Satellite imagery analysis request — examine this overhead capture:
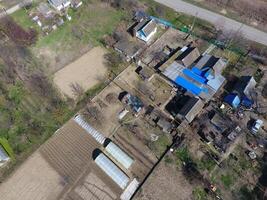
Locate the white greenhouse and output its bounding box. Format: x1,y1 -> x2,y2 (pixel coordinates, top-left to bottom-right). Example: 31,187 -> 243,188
95,153 -> 129,189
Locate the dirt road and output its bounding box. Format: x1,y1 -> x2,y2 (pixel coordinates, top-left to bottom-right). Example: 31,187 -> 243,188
154,0 -> 267,46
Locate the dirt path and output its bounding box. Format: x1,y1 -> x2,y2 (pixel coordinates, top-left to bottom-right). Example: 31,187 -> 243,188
53,47 -> 108,99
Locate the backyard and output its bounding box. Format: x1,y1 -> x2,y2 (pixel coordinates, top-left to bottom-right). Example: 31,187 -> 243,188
11,1 -> 126,73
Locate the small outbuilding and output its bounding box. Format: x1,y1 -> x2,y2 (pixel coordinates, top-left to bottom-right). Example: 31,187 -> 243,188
224,94 -> 241,109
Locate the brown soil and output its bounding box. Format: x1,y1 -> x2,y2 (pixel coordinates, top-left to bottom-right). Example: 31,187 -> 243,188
53,47 -> 107,99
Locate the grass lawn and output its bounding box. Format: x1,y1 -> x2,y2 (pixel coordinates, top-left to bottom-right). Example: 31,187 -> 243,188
35,2 -> 125,49
10,1 -> 126,74
220,174 -> 234,189
150,134 -> 172,157
11,9 -> 38,29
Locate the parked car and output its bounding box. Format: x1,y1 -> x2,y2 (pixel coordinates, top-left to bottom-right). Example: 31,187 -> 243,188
251,119 -> 264,134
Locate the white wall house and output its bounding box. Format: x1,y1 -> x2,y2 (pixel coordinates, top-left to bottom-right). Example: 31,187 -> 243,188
48,0 -> 71,11
135,19 -> 157,43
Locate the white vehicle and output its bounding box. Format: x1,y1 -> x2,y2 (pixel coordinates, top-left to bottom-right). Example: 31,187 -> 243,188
251,119 -> 264,134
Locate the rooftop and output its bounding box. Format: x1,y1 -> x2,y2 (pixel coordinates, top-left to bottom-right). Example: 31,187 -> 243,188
48,0 -> 70,7
114,40 -> 144,59
176,46 -> 200,67
234,76 -> 256,98
163,54 -> 226,101
177,97 -> 204,123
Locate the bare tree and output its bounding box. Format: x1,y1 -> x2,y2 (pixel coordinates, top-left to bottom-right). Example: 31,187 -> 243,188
83,103 -> 104,125
70,82 -> 84,98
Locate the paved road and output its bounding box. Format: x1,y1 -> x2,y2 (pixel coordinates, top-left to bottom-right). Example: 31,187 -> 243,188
155,0 -> 267,46
0,4 -> 21,17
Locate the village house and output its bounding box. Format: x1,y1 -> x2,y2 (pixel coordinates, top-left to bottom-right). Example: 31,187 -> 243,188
163,46 -> 227,102
165,94 -> 204,123
48,0 -> 71,11
224,76 -> 256,108
132,18 -> 157,43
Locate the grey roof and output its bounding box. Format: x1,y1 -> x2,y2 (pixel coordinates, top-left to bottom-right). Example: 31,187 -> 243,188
176,47 -> 200,67
194,54 -> 218,69
234,76 -> 256,98
178,97 -> 204,123
114,40 -> 143,58
194,55 -> 227,75
157,118 -> 173,133
142,20 -> 157,36
0,146 -> 9,162
49,0 -> 70,7
163,61 -> 184,81
37,3 -> 52,17
133,19 -> 156,36
105,142 -> 134,169
95,153 -> 129,189
133,19 -> 149,34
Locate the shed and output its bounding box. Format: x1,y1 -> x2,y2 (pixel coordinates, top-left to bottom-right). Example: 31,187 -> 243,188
176,46 -> 200,67
157,118 -> 173,133
224,94 -> 241,108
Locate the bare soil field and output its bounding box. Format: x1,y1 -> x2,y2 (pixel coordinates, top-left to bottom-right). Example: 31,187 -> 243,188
135,161 -> 194,200
0,152 -> 64,200
0,118 -> 123,200
53,47 -> 107,99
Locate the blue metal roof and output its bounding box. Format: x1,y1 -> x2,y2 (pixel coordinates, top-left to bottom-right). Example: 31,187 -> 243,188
174,76 -> 203,95
224,94 -> 240,108
191,67 -> 204,76
183,68 -> 207,84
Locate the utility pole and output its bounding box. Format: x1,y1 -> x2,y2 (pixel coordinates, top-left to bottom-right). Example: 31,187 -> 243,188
190,12 -> 198,33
